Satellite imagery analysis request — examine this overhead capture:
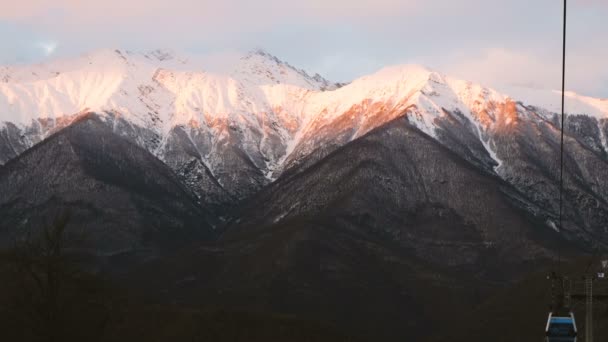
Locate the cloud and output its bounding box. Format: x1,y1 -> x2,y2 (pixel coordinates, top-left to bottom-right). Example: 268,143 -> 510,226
37,41 -> 58,56
0,1 -> 416,55
434,46 -> 608,98
576,0 -> 608,7
437,48 -> 561,89
0,21 -> 56,64
0,0 -> 420,26
1,0 -> 607,97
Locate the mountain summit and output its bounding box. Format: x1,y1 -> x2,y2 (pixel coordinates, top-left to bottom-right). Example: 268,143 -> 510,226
1,49 -> 607,248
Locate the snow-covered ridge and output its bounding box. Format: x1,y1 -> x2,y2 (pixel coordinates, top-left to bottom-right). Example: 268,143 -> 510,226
1,48 -> 606,181
2,48 -> 606,131
0,49 -> 335,128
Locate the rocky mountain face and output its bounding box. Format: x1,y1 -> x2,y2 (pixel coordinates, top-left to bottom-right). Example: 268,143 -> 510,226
119,116 -> 606,341
233,118 -> 562,263
1,49 -> 607,248
0,115 -> 216,259
132,118 -> 578,340
0,49 -> 607,248
0,49 -> 340,202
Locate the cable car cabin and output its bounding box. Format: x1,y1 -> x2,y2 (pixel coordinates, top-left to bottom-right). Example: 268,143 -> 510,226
545,312 -> 577,342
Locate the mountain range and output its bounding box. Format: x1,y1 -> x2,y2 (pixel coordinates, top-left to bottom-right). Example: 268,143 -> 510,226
0,48 -> 607,341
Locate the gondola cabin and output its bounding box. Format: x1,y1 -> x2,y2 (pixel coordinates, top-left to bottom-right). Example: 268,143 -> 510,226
545,312 -> 577,342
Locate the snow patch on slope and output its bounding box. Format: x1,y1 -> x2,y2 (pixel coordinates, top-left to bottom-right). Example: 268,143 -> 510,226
479,133 -> 503,172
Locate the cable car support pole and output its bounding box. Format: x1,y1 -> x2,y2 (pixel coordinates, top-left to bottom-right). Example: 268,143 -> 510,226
558,0 -> 567,273
586,277 -> 593,342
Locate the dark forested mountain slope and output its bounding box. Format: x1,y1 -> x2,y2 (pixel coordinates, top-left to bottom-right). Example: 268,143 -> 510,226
123,117 -> 586,341
0,115 -> 217,258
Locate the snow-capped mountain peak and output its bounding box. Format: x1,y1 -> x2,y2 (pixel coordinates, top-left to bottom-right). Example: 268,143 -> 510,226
1,50 -> 607,201
232,49 -> 339,91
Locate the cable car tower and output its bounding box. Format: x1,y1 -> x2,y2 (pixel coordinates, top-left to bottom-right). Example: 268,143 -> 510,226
545,1 -> 576,341
545,4 -> 608,341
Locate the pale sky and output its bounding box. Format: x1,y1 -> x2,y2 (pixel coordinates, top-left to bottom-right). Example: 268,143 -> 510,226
1,0 -> 607,97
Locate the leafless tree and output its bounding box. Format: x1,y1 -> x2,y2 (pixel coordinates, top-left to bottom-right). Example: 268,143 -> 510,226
5,212 -> 111,342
